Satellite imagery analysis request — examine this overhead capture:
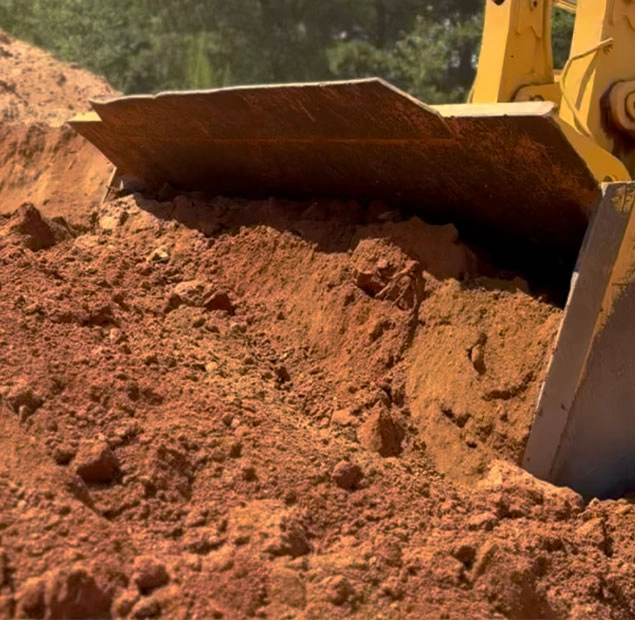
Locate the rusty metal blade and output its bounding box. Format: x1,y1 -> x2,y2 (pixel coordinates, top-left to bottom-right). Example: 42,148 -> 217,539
69,78 -> 600,259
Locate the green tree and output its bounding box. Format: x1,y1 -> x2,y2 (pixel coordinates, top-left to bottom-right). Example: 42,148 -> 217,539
0,0 -> 574,100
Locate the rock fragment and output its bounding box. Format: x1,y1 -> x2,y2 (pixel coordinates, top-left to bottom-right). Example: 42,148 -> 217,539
2,382 -> 43,417
74,440 -> 120,485
15,577 -> 45,619
330,408 -> 356,427
52,445 -> 77,466
172,280 -> 209,307
46,567 -> 111,619
324,575 -> 354,606
113,590 -> 140,618
131,596 -> 161,618
148,247 -> 169,263
204,290 -> 235,314
3,203 -> 69,251
16,567 -> 111,620
331,461 -> 363,491
132,556 -> 170,594
357,410 -> 404,457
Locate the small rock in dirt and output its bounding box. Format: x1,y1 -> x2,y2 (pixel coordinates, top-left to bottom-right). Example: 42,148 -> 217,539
467,512 -> 498,532
380,577 -> 404,601
470,543 -> 547,618
353,269 -> 387,298
576,518 -> 609,552
111,291 -> 126,307
74,440 -> 120,484
275,365 -> 291,384
15,577 -> 45,619
99,212 -> 126,231
4,203 -> 69,251
229,322 -> 247,335
132,556 -> 170,594
52,445 -> 77,466
148,247 -> 170,263
143,352 -> 158,366
470,344 -> 486,375
131,596 -> 161,619
265,521 -> 311,559
331,461 -> 363,491
204,290 -> 235,314
479,460 -> 584,520
173,280 -> 212,307
357,410 -> 404,457
45,566 -> 112,619
113,590 -> 140,617
2,382 -> 43,416
109,328 -> 127,345
241,464 -> 257,481
78,303 -> 116,327
452,542 -> 477,569
163,293 -> 181,314
324,575 -> 354,606
331,408 -> 357,427
184,532 -> 225,555
18,405 -> 33,423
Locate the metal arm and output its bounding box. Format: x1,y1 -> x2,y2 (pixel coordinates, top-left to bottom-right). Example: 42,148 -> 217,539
558,0 -> 635,173
471,0 -> 554,104
472,0 -> 635,176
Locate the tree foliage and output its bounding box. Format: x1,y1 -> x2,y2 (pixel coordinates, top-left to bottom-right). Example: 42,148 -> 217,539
0,0 -> 573,101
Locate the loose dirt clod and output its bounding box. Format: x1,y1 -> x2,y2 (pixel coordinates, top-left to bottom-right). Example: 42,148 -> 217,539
331,461 -> 363,490
132,557 -> 170,595
1,203 -> 70,251
74,441 -> 120,485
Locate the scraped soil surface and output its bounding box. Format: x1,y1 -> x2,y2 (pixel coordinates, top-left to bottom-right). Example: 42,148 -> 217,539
2,34 -> 635,620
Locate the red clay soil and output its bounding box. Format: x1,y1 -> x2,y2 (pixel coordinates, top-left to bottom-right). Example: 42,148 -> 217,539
2,34 -> 635,620
0,30 -> 115,229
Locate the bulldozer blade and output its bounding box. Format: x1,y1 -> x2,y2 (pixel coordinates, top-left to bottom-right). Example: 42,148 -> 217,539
69,78 -> 600,263
523,182 -> 635,499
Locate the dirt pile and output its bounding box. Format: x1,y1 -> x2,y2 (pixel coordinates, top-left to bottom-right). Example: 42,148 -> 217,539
0,30 -> 114,229
1,189 -> 634,620
2,34 -> 635,620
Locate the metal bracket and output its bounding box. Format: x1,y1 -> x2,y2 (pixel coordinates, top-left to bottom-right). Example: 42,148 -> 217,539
609,80 -> 635,134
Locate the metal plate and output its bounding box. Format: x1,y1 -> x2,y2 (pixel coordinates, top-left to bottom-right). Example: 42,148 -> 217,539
69,78 -> 600,259
524,183 -> 635,498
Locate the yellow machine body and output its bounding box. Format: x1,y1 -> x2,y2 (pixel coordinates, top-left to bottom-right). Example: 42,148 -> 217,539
71,0 -> 635,498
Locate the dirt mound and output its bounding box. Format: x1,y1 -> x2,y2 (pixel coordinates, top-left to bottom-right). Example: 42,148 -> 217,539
0,31 -> 115,229
0,30 -> 112,126
1,192 -> 634,620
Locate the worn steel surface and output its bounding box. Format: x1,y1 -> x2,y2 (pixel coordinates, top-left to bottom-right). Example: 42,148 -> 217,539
524,182 -> 635,499
70,79 -> 600,259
